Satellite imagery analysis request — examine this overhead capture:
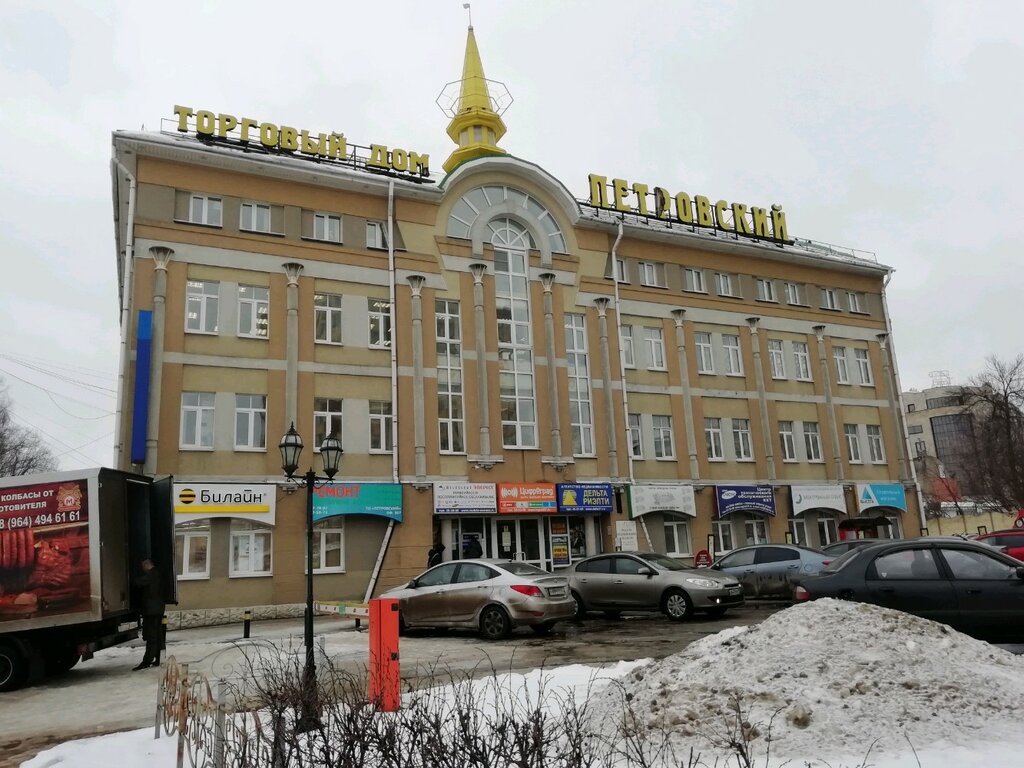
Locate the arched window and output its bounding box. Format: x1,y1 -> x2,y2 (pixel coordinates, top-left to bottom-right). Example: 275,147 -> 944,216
447,185 -> 566,254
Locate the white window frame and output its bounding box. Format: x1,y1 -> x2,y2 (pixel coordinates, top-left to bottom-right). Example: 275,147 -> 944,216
803,421 -> 823,462
185,280 -> 219,334
663,516 -> 693,557
767,339 -> 786,379
817,516 -> 839,547
820,287 -> 838,310
744,519 -> 770,546
732,418 -> 753,461
234,394 -> 267,451
695,332 -> 715,374
628,413 -> 643,458
314,293 -> 343,345
723,334 -> 743,376
833,346 -> 850,384
778,420 -> 797,462
713,520 -> 734,554
614,257 -> 629,283
684,267 -> 706,293
494,235 -> 537,449
369,400 -> 393,453
790,518 -> 807,546
847,291 -> 864,313
620,325 -> 635,368
845,423 -> 862,463
793,342 -> 813,381
704,417 -> 724,461
368,298 -> 392,349
313,397 -> 343,451
639,261 -> 666,288
653,415 -> 675,459
854,348 -> 873,385
229,522 -> 273,578
867,425 -> 886,463
566,314 -> 595,457
189,194 -> 222,227
437,299 -> 466,455
240,201 -> 272,233
175,523 -> 210,580
180,392 -> 215,450
366,221 -> 388,249
237,285 -> 269,339
756,278 -> 776,302
784,282 -> 804,305
644,327 -> 666,370
312,522 -> 346,574
715,272 -> 735,297
313,212 -> 342,243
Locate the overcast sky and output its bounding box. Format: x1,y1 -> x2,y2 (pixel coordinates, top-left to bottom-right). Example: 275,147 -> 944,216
0,1 -> 1021,471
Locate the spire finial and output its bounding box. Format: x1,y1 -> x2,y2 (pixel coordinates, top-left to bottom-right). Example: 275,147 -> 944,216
463,2 -> 472,28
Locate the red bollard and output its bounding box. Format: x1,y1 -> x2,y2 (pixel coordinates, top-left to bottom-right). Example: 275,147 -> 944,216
368,598 -> 400,711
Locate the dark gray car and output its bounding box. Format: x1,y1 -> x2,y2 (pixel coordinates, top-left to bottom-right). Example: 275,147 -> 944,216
711,544 -> 831,599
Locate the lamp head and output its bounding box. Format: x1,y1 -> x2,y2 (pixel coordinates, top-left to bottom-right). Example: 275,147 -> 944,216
320,432 -> 343,480
279,422 -> 303,479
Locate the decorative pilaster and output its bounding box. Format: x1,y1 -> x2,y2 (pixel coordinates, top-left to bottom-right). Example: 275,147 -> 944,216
539,273 -> 567,468
283,262 -> 303,429
468,263 -> 497,468
408,275 -> 428,484
877,333 -> 910,482
746,317 -> 776,480
672,309 -> 700,480
813,325 -> 844,482
595,298 -> 619,480
144,246 -> 174,474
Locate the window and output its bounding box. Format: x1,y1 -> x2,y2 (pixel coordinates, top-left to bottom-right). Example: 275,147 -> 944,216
312,521 -> 345,573
723,334 -> 743,376
790,519 -> 807,546
768,339 -> 786,379
713,520 -> 734,553
663,515 -> 692,557
417,563 -> 457,587
238,285 -> 269,338
817,517 -> 839,547
908,424 -> 924,435
368,298 -> 392,348
614,258 -> 629,283
844,424 -> 862,463
565,314 -> 594,456
941,548 -> 1018,580
174,521 -> 210,579
366,221 -> 388,249
793,342 -> 812,381
715,272 -> 735,297
639,261 -> 666,288
926,395 -> 962,410
732,418 -> 753,460
186,280 -> 219,334
744,519 -> 769,545
803,421 -> 823,462
932,413 -> 972,472
369,401 -> 393,452
494,227 -> 537,448
313,397 -> 343,451
628,413 -> 643,458
314,293 -> 343,344
180,392 -> 214,449
644,327 -> 666,369
778,421 -> 797,461
907,403 -> 916,412
867,425 -> 885,463
756,279 -> 776,302
683,268 -> 706,293
705,417 -> 724,460
620,325 -> 635,368
833,346 -> 849,384
847,291 -> 865,313
915,439 -> 927,457
854,349 -> 873,385
871,549 -> 939,580
189,194 -> 222,226
234,394 -> 267,450
653,415 -> 675,459
820,287 -> 838,310
230,521 -> 272,577
240,202 -> 272,233
437,300 -> 465,454
695,332 -> 714,374
313,213 -> 342,243
784,282 -> 804,305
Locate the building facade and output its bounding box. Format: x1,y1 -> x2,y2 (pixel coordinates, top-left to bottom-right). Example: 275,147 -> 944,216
110,26 -> 922,617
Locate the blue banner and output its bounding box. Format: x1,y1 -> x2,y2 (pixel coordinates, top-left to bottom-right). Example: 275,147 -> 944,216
556,483 -> 613,514
715,485 -> 776,517
856,483 -> 907,513
313,483 -> 403,523
130,310 -> 153,465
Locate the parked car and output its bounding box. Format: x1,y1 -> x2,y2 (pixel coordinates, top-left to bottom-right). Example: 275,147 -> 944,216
821,538 -> 885,557
569,552 -> 744,621
974,530 -> 1024,561
381,559 -> 575,640
794,539 -> 1024,641
711,544 -> 832,599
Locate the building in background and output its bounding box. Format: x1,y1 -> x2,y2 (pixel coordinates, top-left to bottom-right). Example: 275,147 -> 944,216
110,24 -> 921,621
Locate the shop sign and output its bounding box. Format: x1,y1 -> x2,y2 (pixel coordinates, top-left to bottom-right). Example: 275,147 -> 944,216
556,483 -> 612,514
791,485 -> 847,516
694,549 -> 713,568
629,484 -> 696,518
312,483 -> 402,523
433,482 -> 496,515
497,483 -> 556,514
716,485 -> 776,518
615,520 -> 639,551
856,483 -> 907,513
173,483 -> 276,525
587,174 -> 789,242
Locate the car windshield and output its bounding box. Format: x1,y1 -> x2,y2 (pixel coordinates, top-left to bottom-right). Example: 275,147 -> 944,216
638,553 -> 688,571
821,548 -> 862,573
497,561 -> 549,576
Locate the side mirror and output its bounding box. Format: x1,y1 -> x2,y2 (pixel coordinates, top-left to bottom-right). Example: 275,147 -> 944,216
637,566 -> 653,577
710,563 -> 721,570
407,579 -> 418,589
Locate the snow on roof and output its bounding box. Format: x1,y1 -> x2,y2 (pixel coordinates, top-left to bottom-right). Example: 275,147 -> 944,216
590,598 -> 1024,761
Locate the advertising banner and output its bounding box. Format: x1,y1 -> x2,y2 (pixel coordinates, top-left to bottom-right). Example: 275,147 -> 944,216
615,520 -> 639,551
628,484 -> 697,518
855,483 -> 907,513
790,485 -> 848,516
497,483 -> 557,514
313,483 -> 403,523
0,479 -> 91,623
173,483 -> 276,525
715,485 -> 776,517
433,482 -> 496,515
556,483 -> 613,514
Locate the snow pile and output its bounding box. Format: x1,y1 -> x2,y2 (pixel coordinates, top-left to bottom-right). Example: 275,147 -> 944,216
590,599 -> 1024,761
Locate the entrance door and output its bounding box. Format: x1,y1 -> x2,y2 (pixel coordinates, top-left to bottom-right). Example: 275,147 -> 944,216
494,518 -> 547,569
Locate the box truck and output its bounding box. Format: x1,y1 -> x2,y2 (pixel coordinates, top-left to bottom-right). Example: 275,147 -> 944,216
0,468 -> 174,691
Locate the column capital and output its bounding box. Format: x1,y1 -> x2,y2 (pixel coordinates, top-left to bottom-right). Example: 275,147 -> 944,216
282,262 -> 304,285
876,332 -> 889,349
149,246 -> 174,270
671,308 -> 686,326
407,274 -> 426,295
812,324 -> 826,339
469,263 -> 488,282
539,272 -> 556,291
594,296 -> 610,316
746,316 -> 760,330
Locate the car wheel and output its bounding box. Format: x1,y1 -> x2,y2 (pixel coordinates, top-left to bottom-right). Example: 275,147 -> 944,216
602,610 -> 622,619
704,607 -> 728,619
530,621 -> 555,636
0,641 -> 29,692
479,605 -> 511,640
571,590 -> 588,621
662,589 -> 693,622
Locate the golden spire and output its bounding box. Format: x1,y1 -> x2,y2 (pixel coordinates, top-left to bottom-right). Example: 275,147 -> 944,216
439,21 -> 510,173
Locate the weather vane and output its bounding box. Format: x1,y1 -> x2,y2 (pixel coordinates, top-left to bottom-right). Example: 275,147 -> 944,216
463,2 -> 472,27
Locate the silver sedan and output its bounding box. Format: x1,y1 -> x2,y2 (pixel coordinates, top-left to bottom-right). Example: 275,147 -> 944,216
381,559 -> 576,639
569,552 -> 744,620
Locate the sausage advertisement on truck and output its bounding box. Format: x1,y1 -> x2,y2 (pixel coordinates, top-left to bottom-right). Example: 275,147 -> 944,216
0,468 -> 175,691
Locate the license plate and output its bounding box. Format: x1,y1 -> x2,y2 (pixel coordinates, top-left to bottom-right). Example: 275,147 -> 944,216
728,588 -> 741,596
548,588 -> 566,597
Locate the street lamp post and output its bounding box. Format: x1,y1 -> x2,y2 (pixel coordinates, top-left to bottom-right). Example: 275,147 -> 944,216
279,422 -> 343,725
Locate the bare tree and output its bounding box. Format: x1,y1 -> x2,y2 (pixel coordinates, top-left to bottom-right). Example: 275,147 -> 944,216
0,382 -> 58,476
956,355 -> 1024,512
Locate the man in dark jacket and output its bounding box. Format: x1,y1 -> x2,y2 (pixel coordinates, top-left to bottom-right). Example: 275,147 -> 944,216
427,542 -> 445,568
134,558 -> 166,670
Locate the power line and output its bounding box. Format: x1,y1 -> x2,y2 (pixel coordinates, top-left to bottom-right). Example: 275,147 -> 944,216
0,349 -> 115,379
0,364 -> 115,419
9,411 -> 105,467
51,431 -> 114,460
0,353 -> 117,394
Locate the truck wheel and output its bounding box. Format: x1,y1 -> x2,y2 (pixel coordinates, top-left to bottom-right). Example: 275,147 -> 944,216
45,645 -> 81,676
0,640 -> 29,692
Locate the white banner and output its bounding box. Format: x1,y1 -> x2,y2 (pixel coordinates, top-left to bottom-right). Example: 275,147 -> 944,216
433,482 -> 496,515
615,520 -> 639,551
790,485 -> 848,516
629,484 -> 697,518
173,483 -> 276,525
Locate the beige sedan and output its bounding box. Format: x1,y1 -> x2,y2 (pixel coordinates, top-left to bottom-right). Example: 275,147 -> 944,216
381,559 -> 576,639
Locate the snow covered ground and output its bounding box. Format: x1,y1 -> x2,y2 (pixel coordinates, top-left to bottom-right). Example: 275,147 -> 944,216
21,600 -> 1024,767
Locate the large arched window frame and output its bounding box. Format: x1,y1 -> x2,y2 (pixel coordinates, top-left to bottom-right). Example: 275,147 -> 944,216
447,185 -> 567,258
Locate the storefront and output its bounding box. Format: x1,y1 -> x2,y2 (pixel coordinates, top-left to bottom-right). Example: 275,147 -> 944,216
714,485 -> 777,553
849,483 -> 907,539
626,484 -> 697,560
789,485 -> 848,549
